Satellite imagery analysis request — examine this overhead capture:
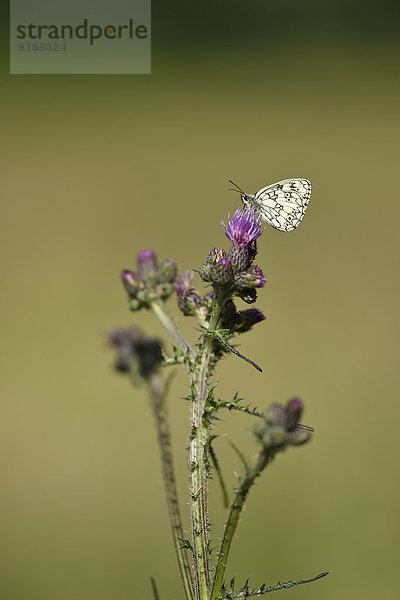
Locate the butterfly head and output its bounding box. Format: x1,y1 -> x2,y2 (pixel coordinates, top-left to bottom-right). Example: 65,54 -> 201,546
240,193 -> 255,211
229,180 -> 249,205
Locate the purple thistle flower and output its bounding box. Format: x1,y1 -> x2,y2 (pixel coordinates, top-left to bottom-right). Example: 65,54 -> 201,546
137,249 -> 158,282
222,208 -> 265,247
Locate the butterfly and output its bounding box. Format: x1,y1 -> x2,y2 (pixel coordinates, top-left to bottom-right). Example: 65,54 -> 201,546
230,178 -> 311,232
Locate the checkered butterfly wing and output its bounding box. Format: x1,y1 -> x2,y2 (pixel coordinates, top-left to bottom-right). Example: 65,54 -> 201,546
249,178 -> 311,232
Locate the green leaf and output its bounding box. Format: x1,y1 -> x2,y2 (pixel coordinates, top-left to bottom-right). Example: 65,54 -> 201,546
229,442 -> 250,472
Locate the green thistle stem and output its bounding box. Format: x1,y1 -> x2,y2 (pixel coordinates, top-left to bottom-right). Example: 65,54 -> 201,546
211,449 -> 270,600
151,299 -> 195,359
148,372 -> 194,600
190,289 -> 227,600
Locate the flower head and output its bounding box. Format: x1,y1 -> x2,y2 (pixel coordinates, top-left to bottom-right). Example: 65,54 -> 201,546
137,249 -> 158,283
175,270 -> 205,316
253,399 -> 312,453
121,251 -> 176,310
107,325 -> 162,378
222,208 -> 265,247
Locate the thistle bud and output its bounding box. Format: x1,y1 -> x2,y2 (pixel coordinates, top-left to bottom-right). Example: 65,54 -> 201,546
175,271 -> 204,316
253,399 -> 312,453
200,249 -> 228,282
158,259 -> 177,283
234,266 -> 266,290
121,269 -> 142,299
206,248 -> 227,264
264,403 -> 286,427
286,428 -> 312,446
209,258 -> 234,285
199,263 -> 212,282
227,244 -> 255,272
284,397 -> 304,431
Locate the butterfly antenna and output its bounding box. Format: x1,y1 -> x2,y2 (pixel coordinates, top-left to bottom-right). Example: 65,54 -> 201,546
228,179 -> 245,195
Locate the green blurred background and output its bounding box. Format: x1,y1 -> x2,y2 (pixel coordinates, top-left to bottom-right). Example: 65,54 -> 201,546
1,2 -> 400,599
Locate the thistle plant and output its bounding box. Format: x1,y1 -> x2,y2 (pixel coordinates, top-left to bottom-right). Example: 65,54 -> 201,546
107,205 -> 328,600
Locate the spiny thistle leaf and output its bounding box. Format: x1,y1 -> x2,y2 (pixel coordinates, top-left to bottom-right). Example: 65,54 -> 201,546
200,326 -> 262,372
205,391 -> 263,421
178,538 -> 193,552
218,399 -> 264,418
217,571 -> 329,599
